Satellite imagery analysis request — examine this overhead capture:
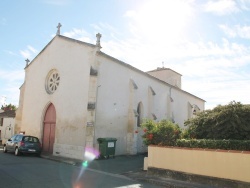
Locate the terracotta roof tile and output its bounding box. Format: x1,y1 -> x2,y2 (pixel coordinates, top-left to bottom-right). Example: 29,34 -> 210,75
0,110 -> 16,118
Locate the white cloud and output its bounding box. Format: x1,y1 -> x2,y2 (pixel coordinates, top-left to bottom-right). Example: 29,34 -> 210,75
106,38 -> 248,70
90,24 -> 103,32
19,45 -> 38,59
0,70 -> 24,82
219,25 -> 237,38
173,47 -> 250,109
184,76 -> 250,109
35,0 -> 250,110
27,45 -> 38,53
0,96 -> 6,106
63,28 -> 93,43
4,50 -> 17,56
95,26 -> 250,110
20,50 -> 31,59
3,85 -> 21,106
126,0 -> 194,45
0,70 -> 24,106
237,25 -> 250,39
90,22 -> 250,110
123,10 -> 137,18
63,28 -> 87,38
219,24 -> 250,39
203,0 -> 239,15
239,0 -> 250,10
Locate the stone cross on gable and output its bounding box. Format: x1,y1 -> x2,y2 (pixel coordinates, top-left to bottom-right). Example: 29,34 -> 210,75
96,33 -> 102,48
25,58 -> 30,67
56,23 -> 62,35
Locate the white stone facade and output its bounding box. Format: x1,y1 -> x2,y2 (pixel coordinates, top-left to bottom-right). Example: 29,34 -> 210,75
16,34 -> 205,160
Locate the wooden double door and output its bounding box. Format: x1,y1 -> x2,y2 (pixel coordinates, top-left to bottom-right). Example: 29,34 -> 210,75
43,104 -> 56,154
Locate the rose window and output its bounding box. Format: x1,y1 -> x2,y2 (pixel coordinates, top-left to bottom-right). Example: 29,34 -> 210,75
46,70 -> 60,94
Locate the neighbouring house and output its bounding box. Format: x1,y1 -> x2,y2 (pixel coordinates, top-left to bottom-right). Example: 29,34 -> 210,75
0,110 -> 16,144
15,24 -> 205,160
0,109 -> 2,143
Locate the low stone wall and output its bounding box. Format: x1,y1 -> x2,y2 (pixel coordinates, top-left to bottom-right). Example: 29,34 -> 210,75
53,143 -> 84,160
147,145 -> 250,187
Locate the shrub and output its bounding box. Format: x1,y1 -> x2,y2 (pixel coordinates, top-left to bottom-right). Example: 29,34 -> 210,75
184,101 -> 250,140
141,119 -> 181,146
176,139 -> 250,151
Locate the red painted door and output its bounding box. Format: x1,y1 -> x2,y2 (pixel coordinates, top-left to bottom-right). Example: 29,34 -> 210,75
43,104 -> 56,153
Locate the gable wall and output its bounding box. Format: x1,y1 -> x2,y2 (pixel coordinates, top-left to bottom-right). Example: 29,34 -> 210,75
20,37 -> 93,149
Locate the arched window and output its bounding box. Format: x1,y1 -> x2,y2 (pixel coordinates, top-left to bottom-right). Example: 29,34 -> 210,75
137,102 -> 143,127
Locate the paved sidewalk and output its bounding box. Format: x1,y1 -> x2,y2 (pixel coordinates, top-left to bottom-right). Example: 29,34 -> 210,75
40,153 -> 213,188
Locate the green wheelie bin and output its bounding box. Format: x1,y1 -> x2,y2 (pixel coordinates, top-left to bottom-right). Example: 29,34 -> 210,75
97,138 -> 117,159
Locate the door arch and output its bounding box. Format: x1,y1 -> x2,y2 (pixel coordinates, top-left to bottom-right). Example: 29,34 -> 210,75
43,103 -> 56,154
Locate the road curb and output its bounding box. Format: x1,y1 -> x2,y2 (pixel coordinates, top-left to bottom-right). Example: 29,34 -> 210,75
40,154 -> 79,165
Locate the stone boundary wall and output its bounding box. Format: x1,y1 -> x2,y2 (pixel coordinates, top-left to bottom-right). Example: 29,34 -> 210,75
147,145 -> 250,186
53,143 -> 84,160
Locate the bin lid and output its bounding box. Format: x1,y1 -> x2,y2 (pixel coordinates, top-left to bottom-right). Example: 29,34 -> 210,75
97,138 -> 117,142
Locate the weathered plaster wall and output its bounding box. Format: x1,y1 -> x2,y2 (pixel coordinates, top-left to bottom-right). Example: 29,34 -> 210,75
20,36 -> 92,159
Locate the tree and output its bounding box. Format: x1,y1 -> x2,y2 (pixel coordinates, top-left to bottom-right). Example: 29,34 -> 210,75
184,101 -> 250,140
1,103 -> 17,111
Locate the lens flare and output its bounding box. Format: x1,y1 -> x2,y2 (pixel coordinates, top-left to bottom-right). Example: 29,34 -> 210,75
82,160 -> 88,167
84,147 -> 100,160
73,181 -> 84,188
73,146 -> 100,186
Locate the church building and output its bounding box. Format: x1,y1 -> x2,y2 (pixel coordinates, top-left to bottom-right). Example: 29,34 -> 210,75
15,24 -> 205,160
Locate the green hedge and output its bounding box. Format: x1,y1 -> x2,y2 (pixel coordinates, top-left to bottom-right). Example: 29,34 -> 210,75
141,119 -> 250,151
184,102 -> 250,140
175,139 -> 250,151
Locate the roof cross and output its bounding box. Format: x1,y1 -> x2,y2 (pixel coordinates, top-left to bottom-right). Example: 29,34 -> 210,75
56,23 -> 62,35
96,33 -> 102,47
25,58 -> 30,67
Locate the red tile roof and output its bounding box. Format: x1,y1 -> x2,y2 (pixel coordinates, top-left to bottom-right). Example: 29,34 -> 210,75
0,110 -> 16,118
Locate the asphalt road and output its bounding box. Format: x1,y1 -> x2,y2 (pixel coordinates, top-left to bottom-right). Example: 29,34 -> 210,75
0,149 -> 163,188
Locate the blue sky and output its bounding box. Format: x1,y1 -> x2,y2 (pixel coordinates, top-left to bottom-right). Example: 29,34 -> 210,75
1,0 -> 250,109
